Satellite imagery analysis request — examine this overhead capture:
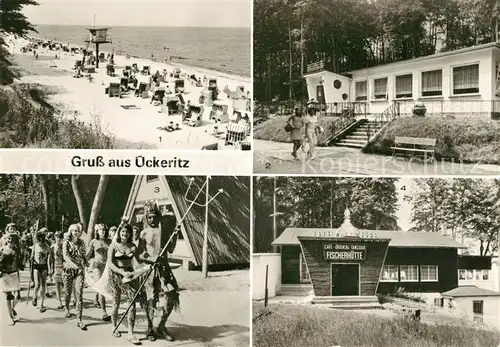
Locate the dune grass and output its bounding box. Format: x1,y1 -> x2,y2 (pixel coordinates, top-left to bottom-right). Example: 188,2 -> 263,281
253,116 -> 351,146
364,116 -> 500,164
253,303 -> 500,347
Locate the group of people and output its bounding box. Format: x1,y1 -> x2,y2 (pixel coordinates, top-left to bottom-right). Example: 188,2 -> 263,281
286,101 -> 323,160
0,202 -> 180,345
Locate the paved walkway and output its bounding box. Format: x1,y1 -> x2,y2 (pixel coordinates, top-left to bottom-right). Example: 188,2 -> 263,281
254,140 -> 500,175
0,270 -> 249,347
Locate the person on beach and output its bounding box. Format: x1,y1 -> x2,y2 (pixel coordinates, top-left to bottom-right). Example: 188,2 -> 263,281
303,103 -> 320,160
86,224 -> 111,321
287,107 -> 304,160
107,224 -> 152,345
0,232 -> 23,325
49,231 -> 65,309
31,231 -> 51,312
63,224 -> 88,330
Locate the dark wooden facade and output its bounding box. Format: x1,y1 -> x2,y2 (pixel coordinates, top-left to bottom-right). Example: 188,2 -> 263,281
378,247 -> 459,294
281,242 -> 461,296
458,255 -> 492,270
298,237 -> 390,296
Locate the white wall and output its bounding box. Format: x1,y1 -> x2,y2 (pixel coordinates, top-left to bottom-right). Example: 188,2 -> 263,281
305,72 -> 352,106
449,296 -> 500,329
458,257 -> 499,292
252,253 -> 281,300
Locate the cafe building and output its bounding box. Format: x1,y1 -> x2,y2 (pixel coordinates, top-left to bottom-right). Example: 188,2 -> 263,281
271,209 -> 468,301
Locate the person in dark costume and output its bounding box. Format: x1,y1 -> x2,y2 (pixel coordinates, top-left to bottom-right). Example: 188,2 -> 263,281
0,232 -> 23,325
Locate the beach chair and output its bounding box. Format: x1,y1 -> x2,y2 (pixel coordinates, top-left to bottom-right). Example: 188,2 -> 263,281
152,90 -> 166,104
125,65 -> 132,71
106,65 -> 116,76
223,85 -> 232,98
141,66 -> 151,75
225,122 -> 248,146
196,79 -> 203,88
99,53 -> 106,62
123,70 -> 130,78
109,83 -> 122,98
233,99 -> 247,112
120,77 -> 129,92
132,63 -> 139,73
210,103 -> 229,123
175,79 -> 185,94
74,60 -> 83,69
177,93 -> 186,113
173,68 -> 181,79
135,82 -> 148,98
186,105 -> 204,127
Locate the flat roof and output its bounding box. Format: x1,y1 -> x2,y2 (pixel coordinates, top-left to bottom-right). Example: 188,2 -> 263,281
273,228 -> 466,249
345,42 -> 500,75
442,286 -> 500,297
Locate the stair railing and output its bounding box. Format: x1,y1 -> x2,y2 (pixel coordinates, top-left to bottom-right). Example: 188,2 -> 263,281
365,101 -> 400,141
326,107 -> 357,145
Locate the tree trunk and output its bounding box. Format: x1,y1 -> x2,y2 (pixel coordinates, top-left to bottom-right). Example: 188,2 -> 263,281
50,175 -> 59,231
22,174 -> 28,226
289,21 -> 293,100
330,179 -> 334,228
38,175 -> 50,230
300,16 -> 304,76
86,175 -> 109,245
71,175 -> 87,233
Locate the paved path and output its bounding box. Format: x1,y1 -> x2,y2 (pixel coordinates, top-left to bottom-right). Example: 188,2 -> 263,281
254,140 -> 500,175
0,270 -> 249,347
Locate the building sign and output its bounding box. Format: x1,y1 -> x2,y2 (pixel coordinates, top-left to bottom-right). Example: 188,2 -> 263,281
323,243 -> 366,261
307,60 -> 325,74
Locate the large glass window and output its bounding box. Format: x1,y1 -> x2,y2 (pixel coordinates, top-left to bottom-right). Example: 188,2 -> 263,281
400,265 -> 419,282
421,70 -> 442,96
373,77 -> 388,100
453,64 -> 479,95
355,81 -> 367,101
395,74 -> 413,98
380,265 -> 398,281
420,265 -> 438,282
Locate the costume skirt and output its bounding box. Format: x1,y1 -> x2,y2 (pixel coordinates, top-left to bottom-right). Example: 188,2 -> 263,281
0,271 -> 20,292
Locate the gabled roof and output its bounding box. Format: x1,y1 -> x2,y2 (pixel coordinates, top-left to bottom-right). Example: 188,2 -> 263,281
273,228 -> 465,249
442,286 -> 500,297
166,176 -> 250,266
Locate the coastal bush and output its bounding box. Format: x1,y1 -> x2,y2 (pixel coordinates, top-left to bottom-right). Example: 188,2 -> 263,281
363,116 -> 500,164
253,302 -> 500,347
253,115 -> 348,146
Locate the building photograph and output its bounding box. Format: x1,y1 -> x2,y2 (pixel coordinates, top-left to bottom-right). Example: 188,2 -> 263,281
253,0 -> 500,175
0,174 -> 250,347
253,176 -> 500,347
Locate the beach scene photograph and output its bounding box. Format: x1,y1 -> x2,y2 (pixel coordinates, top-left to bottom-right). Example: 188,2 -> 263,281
0,0 -> 251,150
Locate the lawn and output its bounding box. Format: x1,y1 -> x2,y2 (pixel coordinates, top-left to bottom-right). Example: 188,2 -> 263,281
252,302 -> 500,347
364,116 -> 500,164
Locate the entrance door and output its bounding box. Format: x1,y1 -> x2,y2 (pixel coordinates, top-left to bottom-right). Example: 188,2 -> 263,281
331,264 -> 359,296
316,85 -> 326,104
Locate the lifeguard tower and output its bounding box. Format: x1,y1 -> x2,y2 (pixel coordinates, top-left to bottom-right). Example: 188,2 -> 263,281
84,27 -> 112,68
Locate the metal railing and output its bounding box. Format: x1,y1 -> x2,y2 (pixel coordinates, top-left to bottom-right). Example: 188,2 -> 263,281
396,99 -> 500,118
365,102 -> 401,141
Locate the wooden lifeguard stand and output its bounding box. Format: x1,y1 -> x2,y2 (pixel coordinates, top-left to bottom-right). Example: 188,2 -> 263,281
84,27 -> 112,69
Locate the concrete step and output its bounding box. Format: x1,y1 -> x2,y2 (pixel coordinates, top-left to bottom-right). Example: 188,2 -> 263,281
334,142 -> 365,149
315,303 -> 384,310
340,139 -> 366,145
348,135 -> 369,140
313,296 -> 379,304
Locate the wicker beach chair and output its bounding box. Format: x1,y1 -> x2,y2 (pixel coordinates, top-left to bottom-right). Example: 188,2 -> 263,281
175,79 -> 185,94
141,66 -> 151,75
210,103 -> 229,123
135,82 -> 148,98
108,83 -> 122,98
186,105 -> 204,127
225,122 -> 248,147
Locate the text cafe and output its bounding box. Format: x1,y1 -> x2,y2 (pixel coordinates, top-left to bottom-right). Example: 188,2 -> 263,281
272,209 -> 469,298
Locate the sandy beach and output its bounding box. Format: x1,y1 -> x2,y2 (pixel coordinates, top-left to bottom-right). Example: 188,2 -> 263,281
8,36 -> 251,150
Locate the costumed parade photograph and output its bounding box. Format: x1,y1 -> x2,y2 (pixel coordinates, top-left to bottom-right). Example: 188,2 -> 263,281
0,174 -> 250,347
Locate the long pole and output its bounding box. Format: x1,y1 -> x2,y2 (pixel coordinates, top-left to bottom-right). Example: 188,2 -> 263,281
202,176 -> 209,278
113,179 -> 208,334
272,177 -> 277,253
288,22 -> 293,100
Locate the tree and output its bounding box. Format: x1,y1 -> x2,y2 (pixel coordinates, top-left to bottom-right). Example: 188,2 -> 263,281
71,175 -> 87,232
86,175 -> 109,245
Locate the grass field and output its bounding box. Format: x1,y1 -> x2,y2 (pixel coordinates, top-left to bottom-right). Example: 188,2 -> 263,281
252,303 -> 500,347
364,116 -> 500,164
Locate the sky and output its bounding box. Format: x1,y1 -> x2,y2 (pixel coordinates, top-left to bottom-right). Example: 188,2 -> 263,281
22,0 -> 251,28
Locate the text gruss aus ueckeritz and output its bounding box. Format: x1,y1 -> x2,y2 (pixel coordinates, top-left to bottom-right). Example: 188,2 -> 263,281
71,156 -> 190,168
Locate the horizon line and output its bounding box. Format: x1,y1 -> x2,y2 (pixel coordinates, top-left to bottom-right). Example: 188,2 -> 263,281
32,23 -> 250,29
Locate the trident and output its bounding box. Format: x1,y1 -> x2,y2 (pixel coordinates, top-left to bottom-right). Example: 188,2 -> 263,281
113,176 -> 223,334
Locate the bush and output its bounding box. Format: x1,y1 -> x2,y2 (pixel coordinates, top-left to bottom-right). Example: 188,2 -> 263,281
363,116 -> 500,164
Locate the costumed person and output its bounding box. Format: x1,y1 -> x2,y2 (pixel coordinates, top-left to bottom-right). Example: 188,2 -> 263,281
31,231 -> 51,312
5,223 -> 22,300
62,223 -> 88,330
49,231 -> 65,309
86,223 -> 111,321
138,201 -> 180,341
107,223 -> 152,345
0,231 -> 23,325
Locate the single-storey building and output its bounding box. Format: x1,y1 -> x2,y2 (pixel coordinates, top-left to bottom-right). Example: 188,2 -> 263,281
270,209 -> 494,302
123,175 -> 250,270
304,43 -> 500,118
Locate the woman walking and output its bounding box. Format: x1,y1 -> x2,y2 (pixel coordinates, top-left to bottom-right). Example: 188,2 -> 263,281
0,232 -> 23,325
303,105 -> 320,160
107,224 -> 151,345
287,107 -> 304,160
31,231 -> 51,312
49,231 -> 65,309
86,224 -> 111,321
63,224 -> 88,330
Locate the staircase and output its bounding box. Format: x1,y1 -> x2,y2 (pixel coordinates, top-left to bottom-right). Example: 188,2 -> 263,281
312,295 -> 383,310
334,120 -> 387,148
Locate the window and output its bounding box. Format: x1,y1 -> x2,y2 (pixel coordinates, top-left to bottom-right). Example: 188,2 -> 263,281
473,300 -> 484,323
421,70 -> 442,96
466,269 -> 474,280
458,269 -> 466,280
420,265 -> 438,282
355,81 -> 367,101
400,265 -> 418,282
395,74 -> 413,98
434,298 -> 444,307
459,269 -> 490,281
380,265 -> 398,282
453,64 -> 479,95
373,77 -> 388,100
299,253 -> 310,283
483,270 -> 489,280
